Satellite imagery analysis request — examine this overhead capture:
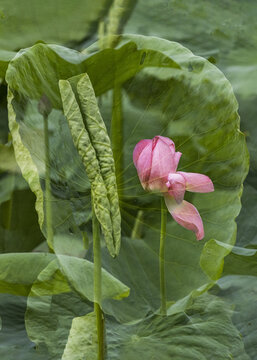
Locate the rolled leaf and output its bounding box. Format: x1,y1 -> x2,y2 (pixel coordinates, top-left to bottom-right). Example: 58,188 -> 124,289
59,74 -> 121,256
77,74 -> 121,255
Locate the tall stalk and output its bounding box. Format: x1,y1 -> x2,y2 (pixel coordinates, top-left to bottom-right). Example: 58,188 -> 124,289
111,84 -> 123,200
43,114 -> 54,250
105,0 -> 138,48
159,197 -> 167,315
2,185 -> 13,231
93,208 -> 105,359
38,95 -> 54,251
1,172 -> 14,253
131,210 -> 143,239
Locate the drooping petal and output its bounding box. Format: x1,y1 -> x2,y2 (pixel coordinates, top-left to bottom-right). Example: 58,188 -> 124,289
133,139 -> 152,168
148,137 -> 177,191
166,173 -> 186,204
164,196 -> 204,240
178,172 -> 214,193
135,142 -> 153,189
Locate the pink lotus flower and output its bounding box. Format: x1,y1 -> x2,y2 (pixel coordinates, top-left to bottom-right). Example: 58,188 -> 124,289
133,136 -> 214,240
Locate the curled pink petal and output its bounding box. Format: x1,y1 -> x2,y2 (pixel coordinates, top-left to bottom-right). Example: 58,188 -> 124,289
166,173 -> 186,204
164,196 -> 204,240
133,139 -> 152,168
155,136 -> 181,170
135,142 -> 153,189
148,137 -> 177,191
178,172 -> 214,193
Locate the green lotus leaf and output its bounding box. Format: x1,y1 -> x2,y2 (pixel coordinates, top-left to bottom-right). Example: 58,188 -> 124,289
24,292 -> 249,359
6,34 -> 248,324
6,38 -> 179,240
217,275 -> 257,360
0,253 -> 55,295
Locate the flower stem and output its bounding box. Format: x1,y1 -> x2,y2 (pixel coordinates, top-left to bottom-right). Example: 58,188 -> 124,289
2,177 -> 14,231
159,197 -> 167,316
93,208 -> 105,360
131,210 -> 143,239
111,84 -> 123,201
43,114 -> 54,252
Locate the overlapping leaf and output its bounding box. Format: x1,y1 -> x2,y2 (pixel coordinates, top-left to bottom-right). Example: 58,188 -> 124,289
8,90 -> 44,228
4,33 -> 250,359
26,292 -> 92,359
8,93 -> 92,238
98,35 -> 248,305
61,312 -> 98,360
23,291 -> 250,359
106,293 -> 249,360
6,34 -> 248,312
6,38 -> 180,241
0,250 -> 129,301
0,294 -> 46,360
0,253 -> 55,295
217,276 -> 257,360
24,252 -> 129,359
123,4 -> 257,356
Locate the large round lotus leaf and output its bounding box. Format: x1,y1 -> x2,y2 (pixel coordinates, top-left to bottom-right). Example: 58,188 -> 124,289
24,292 -> 249,360
125,0 -> 257,98
5,37 -> 179,238
120,35 -> 248,283
0,294 -> 46,360
218,275 -> 257,360
106,293 -> 248,360
6,35 -> 248,312
98,36 -> 248,309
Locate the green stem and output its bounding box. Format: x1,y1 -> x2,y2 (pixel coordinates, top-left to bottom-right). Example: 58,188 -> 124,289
1,191 -> 13,252
105,0 -> 138,48
111,84 -> 123,201
43,115 -> 54,251
159,197 -> 167,316
82,231 -> 89,250
3,194 -> 13,231
93,209 -> 105,360
131,210 -> 143,239
98,19 -> 106,50
2,174 -> 15,232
